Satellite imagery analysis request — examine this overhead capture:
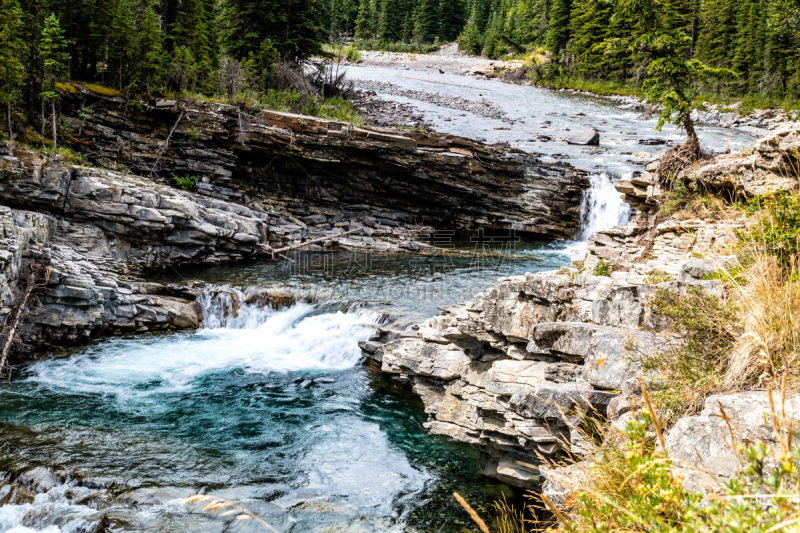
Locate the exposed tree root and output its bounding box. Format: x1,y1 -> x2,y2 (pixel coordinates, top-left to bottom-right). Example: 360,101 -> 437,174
656,118 -> 702,188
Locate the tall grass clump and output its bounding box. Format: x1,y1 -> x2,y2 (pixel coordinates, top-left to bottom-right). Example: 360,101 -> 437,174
542,387 -> 800,533
640,188 -> 800,423
725,191 -> 800,390
643,285 -> 741,424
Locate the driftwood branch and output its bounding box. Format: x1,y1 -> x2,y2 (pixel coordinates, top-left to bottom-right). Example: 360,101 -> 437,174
257,227 -> 362,259
148,108 -> 185,178
0,263 -> 49,379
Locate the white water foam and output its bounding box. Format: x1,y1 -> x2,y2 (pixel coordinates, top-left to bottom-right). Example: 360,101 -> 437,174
580,172 -> 631,240
0,485 -> 97,533
27,291 -> 381,400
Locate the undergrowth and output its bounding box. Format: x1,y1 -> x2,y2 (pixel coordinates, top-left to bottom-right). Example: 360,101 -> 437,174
592,260 -> 613,277
352,39 -> 441,54
173,175 -> 200,190
169,87 -> 362,124
643,285 -> 741,424
542,388 -> 800,533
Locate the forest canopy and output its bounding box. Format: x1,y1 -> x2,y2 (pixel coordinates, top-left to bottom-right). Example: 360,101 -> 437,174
1,0 -> 799,141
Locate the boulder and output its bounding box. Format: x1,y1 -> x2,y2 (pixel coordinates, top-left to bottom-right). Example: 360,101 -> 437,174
566,129 -> 600,145
510,383 -> 617,424
665,391 -> 800,479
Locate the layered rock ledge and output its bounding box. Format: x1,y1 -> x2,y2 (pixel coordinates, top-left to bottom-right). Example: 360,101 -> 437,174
361,123 -> 800,491
56,85 -> 590,239
360,217 -> 731,487
0,142 -> 430,355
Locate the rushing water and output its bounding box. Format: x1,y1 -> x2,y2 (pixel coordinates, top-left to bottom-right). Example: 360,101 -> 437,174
0,244 -> 570,533
0,76 -> 755,533
346,65 -> 756,233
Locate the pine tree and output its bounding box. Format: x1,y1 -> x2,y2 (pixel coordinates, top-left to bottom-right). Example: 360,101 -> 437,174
482,12 -> 498,56
694,0 -> 738,67
139,0 -> 165,89
219,0 -> 327,63
545,0 -> 571,53
40,13 -> 68,150
167,0 -> 218,90
568,0 -> 612,77
440,0 -> 466,40
354,0 -> 373,38
378,0 -> 400,41
0,0 -> 25,142
614,0 -> 735,149
458,5 -> 483,54
415,0 -> 440,41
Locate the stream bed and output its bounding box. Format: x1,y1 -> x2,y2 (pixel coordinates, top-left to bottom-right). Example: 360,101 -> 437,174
0,73 -> 756,533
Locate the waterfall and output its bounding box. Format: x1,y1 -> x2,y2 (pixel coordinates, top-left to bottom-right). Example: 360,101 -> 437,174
196,286 -> 276,330
580,172 -> 631,240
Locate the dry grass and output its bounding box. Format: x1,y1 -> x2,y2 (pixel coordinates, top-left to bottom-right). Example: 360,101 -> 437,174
724,255 -> 800,389
539,383 -> 800,533
481,496 -> 530,533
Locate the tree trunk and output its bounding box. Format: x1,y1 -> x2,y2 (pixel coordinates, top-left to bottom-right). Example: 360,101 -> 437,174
41,98 -> 45,137
0,270 -> 36,379
66,0 -> 74,76
6,101 -> 12,144
52,101 -> 57,151
683,114 -> 698,143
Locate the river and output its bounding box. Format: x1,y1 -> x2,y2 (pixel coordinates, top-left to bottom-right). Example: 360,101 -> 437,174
0,70 -> 754,533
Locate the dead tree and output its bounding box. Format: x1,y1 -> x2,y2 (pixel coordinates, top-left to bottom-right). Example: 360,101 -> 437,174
257,228 -> 361,259
0,262 -> 50,380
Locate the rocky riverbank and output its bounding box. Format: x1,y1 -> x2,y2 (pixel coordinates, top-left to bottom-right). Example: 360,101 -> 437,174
1,85 -> 593,362
359,122 -> 800,492
55,85 -> 589,239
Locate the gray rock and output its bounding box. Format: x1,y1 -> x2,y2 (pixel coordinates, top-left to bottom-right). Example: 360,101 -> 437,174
566,129 -> 600,145
679,256 -> 739,281
544,362 -> 579,383
665,391 -> 800,479
510,383 -> 617,424
582,328 -> 666,390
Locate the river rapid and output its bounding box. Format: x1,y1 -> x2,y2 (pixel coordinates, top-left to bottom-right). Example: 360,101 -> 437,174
0,69 -> 755,533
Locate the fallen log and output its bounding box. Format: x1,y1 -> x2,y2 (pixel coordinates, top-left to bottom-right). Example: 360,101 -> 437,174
258,227 -> 362,259
0,263 -> 49,379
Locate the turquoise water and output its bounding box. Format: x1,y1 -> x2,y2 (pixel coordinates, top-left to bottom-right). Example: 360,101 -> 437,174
0,243 -> 570,533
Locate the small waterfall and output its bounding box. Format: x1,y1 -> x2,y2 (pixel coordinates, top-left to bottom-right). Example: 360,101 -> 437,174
580,172 -> 631,240
197,286 -> 275,330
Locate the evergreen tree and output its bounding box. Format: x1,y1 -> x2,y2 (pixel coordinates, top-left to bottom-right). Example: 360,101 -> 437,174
354,0 -> 373,37
694,0 -> 738,67
39,13 -> 68,149
545,0 -> 571,53
138,0 -> 165,89
568,0 -> 612,76
458,5 -> 483,54
0,0 -> 25,142
378,0 -> 400,41
219,0 -> 327,62
440,0 -> 466,40
613,0 -> 735,146
415,0 -> 440,41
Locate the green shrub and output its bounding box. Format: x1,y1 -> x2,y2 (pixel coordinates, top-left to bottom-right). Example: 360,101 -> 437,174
344,44 -> 360,62
643,270 -> 674,284
643,286 -> 740,423
56,146 -> 87,165
739,191 -> 800,277
549,409 -> 800,533
593,260 -> 613,277
173,174 -> 200,190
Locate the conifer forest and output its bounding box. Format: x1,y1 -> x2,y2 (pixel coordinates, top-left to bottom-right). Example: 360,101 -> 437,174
0,0 -> 799,136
